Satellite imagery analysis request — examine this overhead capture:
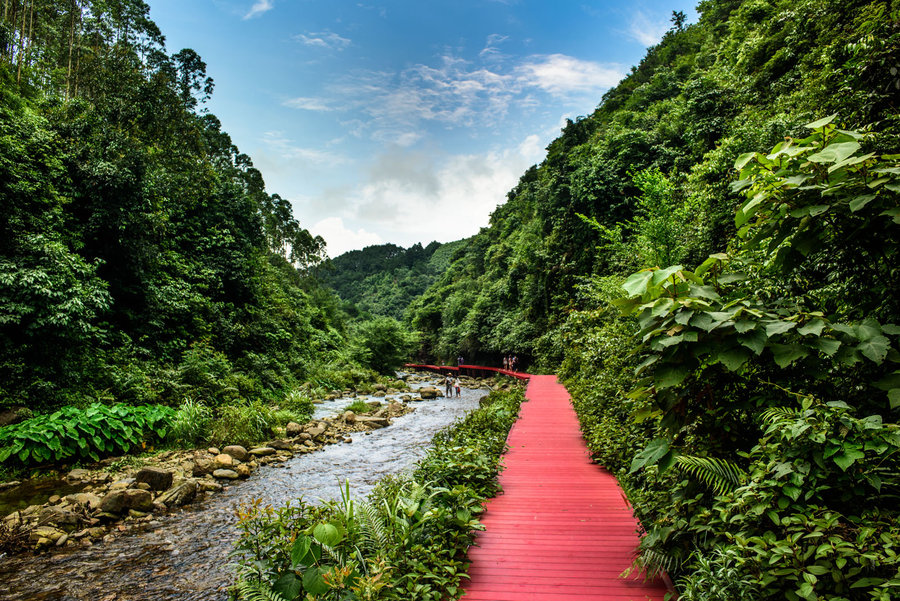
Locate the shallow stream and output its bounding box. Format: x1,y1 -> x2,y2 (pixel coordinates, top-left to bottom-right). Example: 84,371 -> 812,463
0,375 -> 486,601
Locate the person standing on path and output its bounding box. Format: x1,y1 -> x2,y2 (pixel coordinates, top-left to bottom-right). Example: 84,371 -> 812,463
444,375 -> 453,397
454,377 -> 461,398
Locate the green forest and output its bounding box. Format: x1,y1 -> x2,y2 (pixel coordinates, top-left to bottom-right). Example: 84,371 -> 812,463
2,0 -> 900,599
0,0 -> 417,466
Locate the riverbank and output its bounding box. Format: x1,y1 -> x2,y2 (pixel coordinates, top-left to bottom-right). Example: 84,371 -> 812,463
0,371 -> 505,561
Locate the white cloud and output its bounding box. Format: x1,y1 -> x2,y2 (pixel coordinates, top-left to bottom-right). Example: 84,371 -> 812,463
261,131 -> 348,165
282,97 -> 335,111
296,31 -> 352,50
480,33 -> 510,61
244,0 -> 273,20
516,54 -> 622,96
628,11 -> 669,46
311,134 -> 549,254
311,217 -> 383,257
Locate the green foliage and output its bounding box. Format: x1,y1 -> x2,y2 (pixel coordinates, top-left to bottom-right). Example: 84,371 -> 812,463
232,388 -> 524,601
0,402 -> 173,465
165,398 -> 213,448
322,240 -> 467,321
209,401 -> 276,448
344,400 -> 375,414
351,316 -> 418,375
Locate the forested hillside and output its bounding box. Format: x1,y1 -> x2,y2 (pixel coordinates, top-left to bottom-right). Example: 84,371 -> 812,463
409,0 -> 900,598
322,239 -> 468,321
0,1 -> 347,415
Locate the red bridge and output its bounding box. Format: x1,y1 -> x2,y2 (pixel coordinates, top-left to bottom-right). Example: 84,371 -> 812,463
406,365 -> 671,600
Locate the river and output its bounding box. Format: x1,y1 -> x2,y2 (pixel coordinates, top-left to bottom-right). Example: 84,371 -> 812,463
0,374 -> 486,601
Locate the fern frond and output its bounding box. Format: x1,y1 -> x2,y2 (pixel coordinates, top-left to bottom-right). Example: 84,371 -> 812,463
625,546 -> 680,578
356,500 -> 391,553
233,580 -> 288,601
675,455 -> 746,495
760,406 -> 800,425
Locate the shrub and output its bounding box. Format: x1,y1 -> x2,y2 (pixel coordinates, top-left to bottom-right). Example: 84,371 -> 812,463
343,400 -> 375,414
281,390 -> 314,422
0,403 -> 173,466
209,400 -> 276,448
166,398 -> 213,447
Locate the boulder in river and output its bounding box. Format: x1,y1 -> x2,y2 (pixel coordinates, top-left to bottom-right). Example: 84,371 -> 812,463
212,469 -> 240,480
99,489 -> 153,514
248,447 -> 276,457
285,421 -> 303,437
157,480 -> 198,508
222,445 -> 248,461
418,387 -> 441,399
214,454 -> 234,468
135,467 -> 174,491
268,440 -> 293,451
37,507 -> 81,530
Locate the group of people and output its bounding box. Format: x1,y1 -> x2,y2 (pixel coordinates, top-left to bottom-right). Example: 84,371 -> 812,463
503,354 -> 519,372
444,375 -> 461,398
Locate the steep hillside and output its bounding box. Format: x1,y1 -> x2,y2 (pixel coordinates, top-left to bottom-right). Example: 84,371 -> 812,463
409,0 -> 899,366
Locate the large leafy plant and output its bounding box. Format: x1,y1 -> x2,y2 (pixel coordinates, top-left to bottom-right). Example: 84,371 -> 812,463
0,402 -> 174,465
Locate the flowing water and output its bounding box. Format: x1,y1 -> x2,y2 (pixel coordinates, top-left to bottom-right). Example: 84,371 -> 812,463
0,375 -> 486,601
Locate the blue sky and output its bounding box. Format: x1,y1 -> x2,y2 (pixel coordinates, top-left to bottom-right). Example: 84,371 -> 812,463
147,0 -> 697,256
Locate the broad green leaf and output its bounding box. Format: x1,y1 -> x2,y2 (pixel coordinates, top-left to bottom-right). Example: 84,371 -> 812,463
857,336 -> 890,364
890,389 -> 900,410
848,194 -> 876,213
882,324 -> 900,336
734,152 -> 757,170
783,485 -> 801,501
655,365 -> 690,388
273,573 -> 303,599
770,344 -> 809,367
623,271 -> 653,297
734,320 -> 756,334
719,348 -> 752,371
850,577 -> 885,589
630,438 -> 670,473
765,320 -> 797,337
690,313 -> 716,332
798,319 -> 826,336
833,447 -> 865,471
814,338 -> 841,356
807,141 -> 860,164
804,114 -> 837,129
291,535 -> 313,567
650,265 -> 684,288
738,330 -> 767,355
736,193 -> 766,227
303,566 -> 330,596
313,522 -> 343,547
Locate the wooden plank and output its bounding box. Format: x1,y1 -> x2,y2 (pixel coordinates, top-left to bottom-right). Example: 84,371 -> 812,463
461,375 -> 670,600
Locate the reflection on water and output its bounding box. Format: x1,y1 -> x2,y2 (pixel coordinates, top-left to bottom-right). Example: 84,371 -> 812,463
0,376 -> 485,601
0,478 -> 88,516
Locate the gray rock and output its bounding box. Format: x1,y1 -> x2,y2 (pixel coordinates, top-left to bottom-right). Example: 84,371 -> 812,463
214,454 -> 234,468
69,492 -> 103,510
212,469 -> 240,480
418,387 -> 441,399
192,455 -> 215,477
356,416 -> 389,428
343,411 -> 357,424
307,426 -> 326,438
285,421 -> 303,437
268,440 -> 293,451
248,447 -> 276,456
99,489 -> 153,514
222,445 -> 248,461
37,507 -> 81,530
157,480 -> 198,508
134,467 -> 174,491
66,468 -> 90,481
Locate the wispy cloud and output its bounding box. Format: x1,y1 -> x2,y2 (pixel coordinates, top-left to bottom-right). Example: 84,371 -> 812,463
296,31 -> 352,50
261,131 -> 348,165
516,54 -> 622,96
243,0 -> 273,20
281,52 -> 621,146
480,33 -> 510,62
282,97 -> 335,111
627,11 -> 669,46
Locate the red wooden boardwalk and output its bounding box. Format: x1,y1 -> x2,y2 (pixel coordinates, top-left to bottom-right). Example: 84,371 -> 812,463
461,375 -> 670,601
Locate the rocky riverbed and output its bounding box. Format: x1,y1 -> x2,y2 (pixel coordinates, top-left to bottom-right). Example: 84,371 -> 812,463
0,371 -> 506,600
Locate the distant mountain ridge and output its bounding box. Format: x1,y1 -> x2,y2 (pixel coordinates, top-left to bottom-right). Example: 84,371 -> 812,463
321,239 -> 469,320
